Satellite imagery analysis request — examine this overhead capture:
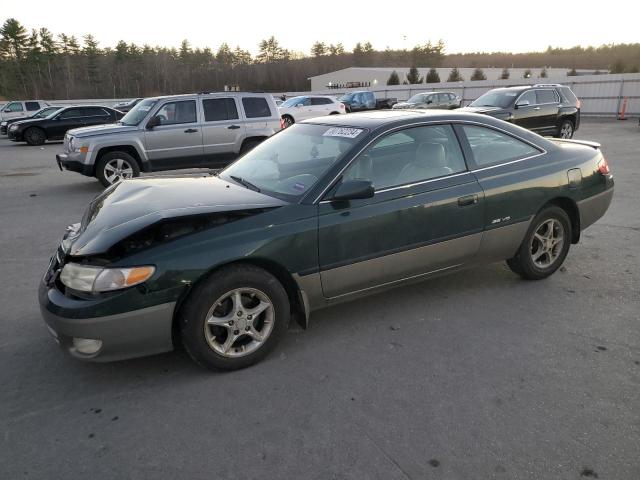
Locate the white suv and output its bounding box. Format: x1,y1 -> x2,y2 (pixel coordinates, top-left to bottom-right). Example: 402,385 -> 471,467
278,96 -> 345,127
0,100 -> 49,121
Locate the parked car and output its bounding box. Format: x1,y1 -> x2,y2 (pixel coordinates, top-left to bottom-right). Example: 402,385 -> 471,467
56,92 -> 280,186
461,84 -> 581,138
0,100 -> 50,121
339,91 -> 397,112
39,109 -> 614,370
1,106 -> 62,135
393,91 -> 461,110
114,98 -> 143,113
8,106 -> 123,146
278,95 -> 345,127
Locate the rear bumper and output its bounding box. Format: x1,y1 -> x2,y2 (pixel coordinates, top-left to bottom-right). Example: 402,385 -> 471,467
56,153 -> 93,176
577,184 -> 614,231
39,282 -> 176,362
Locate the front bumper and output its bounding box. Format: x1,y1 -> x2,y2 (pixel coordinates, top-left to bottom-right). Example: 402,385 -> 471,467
8,129 -> 23,141
56,153 -> 93,176
39,281 -> 176,362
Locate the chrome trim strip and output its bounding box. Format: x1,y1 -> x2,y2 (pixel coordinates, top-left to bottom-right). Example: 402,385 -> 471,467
470,151 -> 547,173
375,171 -> 472,194
312,119 -> 547,204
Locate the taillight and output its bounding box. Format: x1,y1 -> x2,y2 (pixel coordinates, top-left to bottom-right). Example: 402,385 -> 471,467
340,103 -> 345,110
597,158 -> 610,175
577,98 -> 582,109
280,118 -> 285,129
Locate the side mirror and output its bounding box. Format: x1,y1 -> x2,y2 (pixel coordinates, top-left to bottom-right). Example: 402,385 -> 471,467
146,115 -> 161,129
295,104 -> 303,108
515,100 -> 530,108
426,100 -> 433,104
332,180 -> 374,201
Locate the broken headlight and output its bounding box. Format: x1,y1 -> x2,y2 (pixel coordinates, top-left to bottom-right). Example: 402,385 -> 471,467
60,263 -> 155,293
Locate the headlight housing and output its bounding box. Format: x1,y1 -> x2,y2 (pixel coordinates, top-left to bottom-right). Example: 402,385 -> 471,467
0,121 -> 7,127
68,136 -> 75,151
60,263 -> 155,293
9,124 -> 18,131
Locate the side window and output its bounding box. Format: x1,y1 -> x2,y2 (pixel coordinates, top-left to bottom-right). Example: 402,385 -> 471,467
5,102 -> 24,112
58,108 -> 83,119
203,98 -> 239,122
25,101 -> 41,111
82,107 -> 109,117
311,97 -> 332,106
242,97 -> 272,118
437,93 -> 449,103
462,125 -> 540,167
155,100 -> 197,125
344,124 -> 467,190
427,95 -> 436,104
536,89 -> 558,104
517,90 -> 536,106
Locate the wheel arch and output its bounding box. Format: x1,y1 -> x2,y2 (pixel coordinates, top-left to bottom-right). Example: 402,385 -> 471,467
95,145 -> 145,175
541,196 -> 580,243
241,136 -> 268,150
171,258 -> 308,348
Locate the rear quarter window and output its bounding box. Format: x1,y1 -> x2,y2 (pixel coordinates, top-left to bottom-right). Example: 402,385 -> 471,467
462,125 -> 541,168
242,97 -> 272,118
25,101 -> 41,111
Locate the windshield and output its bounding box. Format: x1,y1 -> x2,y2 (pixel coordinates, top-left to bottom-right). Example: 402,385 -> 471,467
281,96 -> 306,107
339,93 -> 355,102
35,107 -> 61,119
470,90 -> 518,108
407,94 -> 428,103
220,124 -> 365,201
120,99 -> 158,126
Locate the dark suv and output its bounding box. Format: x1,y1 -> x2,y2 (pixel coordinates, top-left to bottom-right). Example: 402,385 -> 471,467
462,84 -> 580,138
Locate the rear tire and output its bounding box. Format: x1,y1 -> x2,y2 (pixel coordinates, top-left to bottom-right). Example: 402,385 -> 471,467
24,127 -> 46,146
180,264 -> 290,371
95,151 -> 140,187
556,119 -> 574,139
507,206 -> 572,280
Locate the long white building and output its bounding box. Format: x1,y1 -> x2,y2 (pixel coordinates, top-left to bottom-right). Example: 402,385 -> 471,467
309,67 -> 601,91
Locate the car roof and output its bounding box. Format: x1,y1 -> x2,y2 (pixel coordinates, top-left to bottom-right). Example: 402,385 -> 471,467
146,92 -> 273,102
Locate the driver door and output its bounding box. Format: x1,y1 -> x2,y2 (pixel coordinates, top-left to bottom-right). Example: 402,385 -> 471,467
318,124 -> 484,299
144,99 -> 204,170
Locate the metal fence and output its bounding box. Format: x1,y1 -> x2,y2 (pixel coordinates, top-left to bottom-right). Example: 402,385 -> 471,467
278,72 -> 640,118
38,73 -> 640,118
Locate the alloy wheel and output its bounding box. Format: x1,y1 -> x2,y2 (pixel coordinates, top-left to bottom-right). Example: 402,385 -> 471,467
103,158 -> 134,184
560,122 -> 573,139
203,287 -> 275,358
530,218 -> 565,268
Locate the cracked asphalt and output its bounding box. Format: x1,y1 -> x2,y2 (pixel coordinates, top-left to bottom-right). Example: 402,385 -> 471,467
0,119 -> 638,479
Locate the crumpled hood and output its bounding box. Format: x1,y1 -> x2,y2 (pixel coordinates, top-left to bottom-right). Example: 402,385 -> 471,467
68,123 -> 138,137
459,106 -> 506,115
65,176 -> 287,256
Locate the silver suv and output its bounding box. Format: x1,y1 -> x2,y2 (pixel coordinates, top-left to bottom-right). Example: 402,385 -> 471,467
56,92 -> 281,186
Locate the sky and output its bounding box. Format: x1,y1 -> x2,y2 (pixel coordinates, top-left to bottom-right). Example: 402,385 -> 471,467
2,0 -> 637,55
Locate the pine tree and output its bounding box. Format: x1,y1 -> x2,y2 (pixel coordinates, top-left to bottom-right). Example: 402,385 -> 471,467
387,70 -> 400,85
539,68 -> 548,78
471,68 -> 486,81
425,68 -> 440,83
447,67 -> 463,82
406,66 -> 422,84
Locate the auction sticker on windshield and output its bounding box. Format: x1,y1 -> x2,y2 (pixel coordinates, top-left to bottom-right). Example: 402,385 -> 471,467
323,127 -> 363,138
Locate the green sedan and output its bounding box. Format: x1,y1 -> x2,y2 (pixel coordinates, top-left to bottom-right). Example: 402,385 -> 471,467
39,110 -> 614,370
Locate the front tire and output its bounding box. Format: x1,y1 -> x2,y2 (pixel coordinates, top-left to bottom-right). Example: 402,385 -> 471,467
95,151 -> 140,187
556,119 -> 574,139
24,127 -> 46,146
180,264 -> 290,371
507,206 -> 572,280
281,115 -> 294,128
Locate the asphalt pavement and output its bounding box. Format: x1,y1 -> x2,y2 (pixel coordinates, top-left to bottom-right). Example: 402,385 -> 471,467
0,119 -> 638,479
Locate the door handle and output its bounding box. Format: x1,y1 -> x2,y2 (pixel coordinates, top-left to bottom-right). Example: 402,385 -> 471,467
184,128 -> 198,133
533,107 -> 541,111
227,125 -> 241,130
458,194 -> 478,207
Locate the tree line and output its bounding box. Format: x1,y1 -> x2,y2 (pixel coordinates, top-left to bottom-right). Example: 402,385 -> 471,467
1,17 -> 639,100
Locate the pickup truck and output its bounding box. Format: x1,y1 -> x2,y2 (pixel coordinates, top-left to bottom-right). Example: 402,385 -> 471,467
339,91 -> 397,112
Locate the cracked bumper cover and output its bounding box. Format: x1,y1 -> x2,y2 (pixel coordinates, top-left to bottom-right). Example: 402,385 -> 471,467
39,282 -> 176,362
